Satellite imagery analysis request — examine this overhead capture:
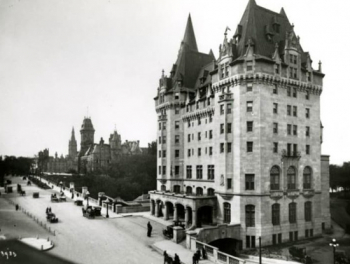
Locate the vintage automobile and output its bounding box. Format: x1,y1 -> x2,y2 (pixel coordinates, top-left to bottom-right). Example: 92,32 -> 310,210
51,194 -> 59,202
46,212 -> 58,223
163,225 -> 174,239
33,192 -> 39,198
82,206 -> 95,219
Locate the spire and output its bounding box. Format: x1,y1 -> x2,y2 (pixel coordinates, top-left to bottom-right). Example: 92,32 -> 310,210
71,127 -> 76,140
182,14 -> 198,51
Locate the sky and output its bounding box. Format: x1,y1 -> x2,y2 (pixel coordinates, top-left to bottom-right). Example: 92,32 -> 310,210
0,0 -> 349,165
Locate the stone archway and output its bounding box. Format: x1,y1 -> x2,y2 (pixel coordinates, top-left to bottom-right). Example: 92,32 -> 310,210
150,199 -> 155,215
175,203 -> 185,221
197,206 -> 213,227
164,201 -> 174,220
155,200 -> 163,217
209,238 -> 241,257
185,206 -> 193,228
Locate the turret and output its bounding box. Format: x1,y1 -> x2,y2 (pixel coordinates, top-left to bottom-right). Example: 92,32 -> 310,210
80,117 -> 95,156
69,127 -> 77,158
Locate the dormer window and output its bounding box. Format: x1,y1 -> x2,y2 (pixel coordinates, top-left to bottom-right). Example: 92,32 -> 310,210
175,93 -> 179,100
247,61 -> 253,71
290,54 -> 297,65
275,64 -> 280,74
225,62 -> 229,77
307,72 -> 311,82
220,64 -> 225,79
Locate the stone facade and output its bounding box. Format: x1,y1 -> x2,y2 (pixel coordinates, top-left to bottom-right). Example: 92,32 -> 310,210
150,0 -> 331,250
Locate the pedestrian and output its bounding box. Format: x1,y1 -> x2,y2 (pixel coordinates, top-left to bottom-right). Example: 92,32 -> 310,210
15,204 -> 19,211
147,221 -> 152,237
46,207 -> 49,214
192,253 -> 197,264
196,249 -> 201,262
49,207 -> 52,213
163,251 -> 168,264
71,192 -> 74,199
174,253 -> 180,264
202,247 -> 207,260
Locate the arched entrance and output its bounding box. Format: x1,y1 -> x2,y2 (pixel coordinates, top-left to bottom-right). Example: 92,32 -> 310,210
165,201 -> 174,220
150,199 -> 155,215
197,206 -> 213,227
175,204 -> 185,221
156,200 -> 163,217
209,238 -> 241,256
186,206 -> 193,228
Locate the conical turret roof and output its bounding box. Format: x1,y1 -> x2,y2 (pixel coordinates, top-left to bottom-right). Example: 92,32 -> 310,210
182,14 -> 198,51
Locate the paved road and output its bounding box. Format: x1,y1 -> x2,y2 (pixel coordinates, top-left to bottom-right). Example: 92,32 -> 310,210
5,176 -> 165,264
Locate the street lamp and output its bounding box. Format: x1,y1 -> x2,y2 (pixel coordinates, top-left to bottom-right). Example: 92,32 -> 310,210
104,198 -> 110,218
329,238 -> 339,264
59,181 -> 63,192
86,191 -> 90,207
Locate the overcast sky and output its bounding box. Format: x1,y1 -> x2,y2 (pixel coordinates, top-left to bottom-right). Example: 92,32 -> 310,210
0,0 -> 349,165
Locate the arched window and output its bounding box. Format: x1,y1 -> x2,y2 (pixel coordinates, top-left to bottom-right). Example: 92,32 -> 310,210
270,166 -> 280,190
246,205 -> 255,227
161,185 -> 166,191
303,167 -> 312,189
223,202 -> 231,223
289,202 -> 297,223
207,188 -> 215,196
173,185 -> 180,194
272,203 -> 280,225
305,201 -> 312,222
186,186 -> 192,195
196,187 -> 203,196
287,166 -> 296,190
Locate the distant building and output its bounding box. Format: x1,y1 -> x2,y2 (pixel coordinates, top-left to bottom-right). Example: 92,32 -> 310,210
150,0 -> 330,250
40,116 -> 143,174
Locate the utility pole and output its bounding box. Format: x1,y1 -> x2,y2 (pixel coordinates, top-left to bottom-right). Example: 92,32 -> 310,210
259,236 -> 262,264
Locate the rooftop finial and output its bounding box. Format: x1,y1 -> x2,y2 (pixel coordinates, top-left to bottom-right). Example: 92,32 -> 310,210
224,26 -> 231,36
318,60 -> 322,72
162,69 -> 164,77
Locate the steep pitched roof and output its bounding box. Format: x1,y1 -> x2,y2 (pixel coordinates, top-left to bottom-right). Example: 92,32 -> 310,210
182,14 -> 198,51
235,0 -> 294,58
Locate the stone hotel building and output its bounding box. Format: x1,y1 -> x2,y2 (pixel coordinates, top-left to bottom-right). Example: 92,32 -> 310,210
150,0 -> 331,249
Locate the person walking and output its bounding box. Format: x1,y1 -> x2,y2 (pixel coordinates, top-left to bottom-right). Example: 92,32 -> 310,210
163,251 -> 168,264
192,253 -> 197,264
202,247 -> 207,260
196,249 -> 201,262
147,221 -> 153,237
174,253 -> 180,264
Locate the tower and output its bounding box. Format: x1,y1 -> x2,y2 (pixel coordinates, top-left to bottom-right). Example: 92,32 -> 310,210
69,127 -> 77,158
80,117 -> 95,156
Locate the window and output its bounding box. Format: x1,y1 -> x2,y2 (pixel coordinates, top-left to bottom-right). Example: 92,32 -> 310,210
246,236 -> 256,249
270,166 -> 280,190
273,142 -> 278,154
227,103 -> 232,114
186,186 -> 192,195
196,165 -> 203,179
272,204 -> 280,225
306,91 -> 310,100
198,148 -> 201,156
175,121 -> 180,129
273,103 -> 278,114
175,135 -> 180,144
175,106 -> 179,114
247,142 -> 253,152
305,202 -> 312,222
303,166 -> 312,189
227,178 -> 232,189
287,166 -> 296,190
220,64 -> 225,79
158,150 -> 161,158
246,205 -> 255,227
162,136 -> 166,144
175,166 -> 179,176
247,121 -> 253,132
306,108 -> 310,118
162,166 -> 166,175
293,125 -> 297,136
188,121 -> 191,128
208,188 -> 215,196
192,134 -> 194,140
159,136 -> 161,144
293,106 -> 297,117
175,93 -> 179,100
220,143 -> 224,153
306,126 -> 310,137
188,149 -> 191,157
209,115 -> 213,123
275,64 -> 280,74
205,131 -> 207,138
196,187 -> 203,196
196,102 -> 199,110
289,202 -> 297,223
287,124 -> 292,135
220,123 -> 224,134
198,132 -> 201,141
247,83 -> 253,92
293,144 -> 298,156
287,143 -> 292,156
247,61 -> 253,71
287,105 -> 291,116
290,54 -> 297,64
227,143 -> 232,153
306,145 -> 310,155
188,134 -> 191,143
207,98 -> 211,106
186,166 -> 192,179
198,118 -> 201,125
245,174 -> 255,190
161,185 -> 166,191
287,87 -> 291,97
223,203 -> 231,223
220,104 -> 224,115
273,84 -> 278,94
273,123 -> 278,134
227,123 -> 232,133
162,122 -> 166,130
158,122 -> 161,130
208,165 -> 215,180
162,150 -> 166,158
290,67 -> 298,79
225,62 -> 229,77
209,147 -> 213,156
175,149 -> 179,158
247,101 -> 253,112
173,185 -> 180,193
293,87 -> 297,98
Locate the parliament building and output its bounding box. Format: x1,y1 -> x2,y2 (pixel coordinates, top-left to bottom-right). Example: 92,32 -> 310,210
149,0 -> 331,250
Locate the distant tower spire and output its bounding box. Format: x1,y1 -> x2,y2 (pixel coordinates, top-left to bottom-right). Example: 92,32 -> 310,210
69,127 -> 77,158
182,14 -> 198,51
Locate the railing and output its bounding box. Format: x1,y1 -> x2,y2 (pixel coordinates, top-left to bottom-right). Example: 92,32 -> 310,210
218,252 -> 227,262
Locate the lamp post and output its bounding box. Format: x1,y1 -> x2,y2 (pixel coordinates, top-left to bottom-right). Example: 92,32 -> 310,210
59,181 -> 63,192
329,238 -> 339,264
104,199 -> 110,218
86,190 -> 90,207
259,237 -> 262,264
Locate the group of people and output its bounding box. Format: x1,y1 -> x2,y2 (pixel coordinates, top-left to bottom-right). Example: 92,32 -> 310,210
192,248 -> 207,264
45,207 -> 52,214
163,251 -> 181,264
